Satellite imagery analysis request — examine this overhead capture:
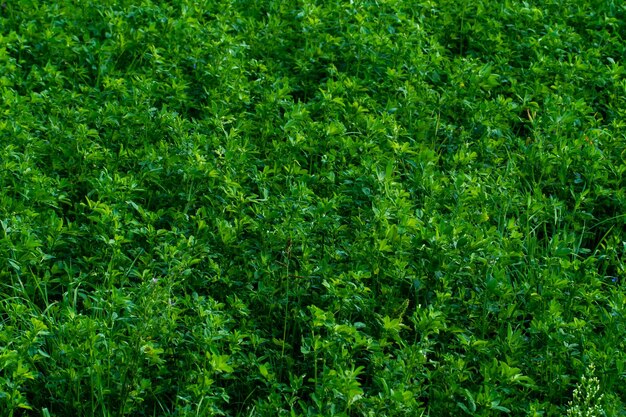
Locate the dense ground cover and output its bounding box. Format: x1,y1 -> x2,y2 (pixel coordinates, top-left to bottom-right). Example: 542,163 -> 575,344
1,0 -> 626,415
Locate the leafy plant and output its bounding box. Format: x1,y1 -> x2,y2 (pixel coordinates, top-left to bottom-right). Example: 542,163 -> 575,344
1,0 -> 626,416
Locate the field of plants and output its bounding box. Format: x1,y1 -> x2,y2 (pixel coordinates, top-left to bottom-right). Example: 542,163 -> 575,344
1,0 -> 626,415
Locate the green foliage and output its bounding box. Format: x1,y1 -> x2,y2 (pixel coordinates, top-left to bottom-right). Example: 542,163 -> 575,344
1,0 -> 626,416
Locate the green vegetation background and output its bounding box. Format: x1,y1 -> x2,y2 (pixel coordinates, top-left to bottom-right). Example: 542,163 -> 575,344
1,0 -> 625,415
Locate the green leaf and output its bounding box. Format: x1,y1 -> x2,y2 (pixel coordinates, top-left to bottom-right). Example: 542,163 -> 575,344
210,354 -> 234,373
